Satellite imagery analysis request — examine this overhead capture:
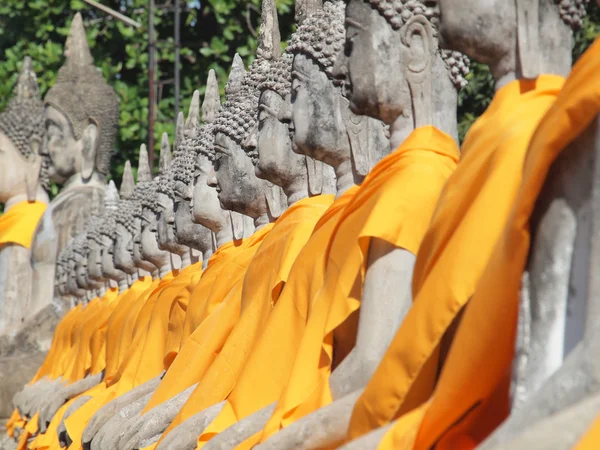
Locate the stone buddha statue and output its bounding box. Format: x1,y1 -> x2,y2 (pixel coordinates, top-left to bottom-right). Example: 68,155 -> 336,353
29,12 -> 119,319
170,94 -> 215,268
334,1 -> 584,449
0,56 -> 48,335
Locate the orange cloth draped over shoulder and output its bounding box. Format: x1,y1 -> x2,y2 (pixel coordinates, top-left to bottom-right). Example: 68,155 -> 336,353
394,40 -> 600,450
347,74 -> 566,442
32,278 -> 156,450
64,273 -> 176,448
256,127 -> 458,444
142,229 -> 272,414
0,200 -> 46,249
210,187 -> 360,450
65,287 -> 119,383
169,194 -> 331,447
576,415 -> 600,450
31,305 -> 83,382
104,276 -> 155,384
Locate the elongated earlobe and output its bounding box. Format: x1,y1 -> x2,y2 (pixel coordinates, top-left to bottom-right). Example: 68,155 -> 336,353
81,121 -> 99,181
516,0 -> 541,79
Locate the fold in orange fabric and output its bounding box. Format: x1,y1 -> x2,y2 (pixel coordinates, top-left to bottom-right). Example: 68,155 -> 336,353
147,225 -> 275,442
347,74 -> 566,442
142,229 -> 272,415
404,39 -> 600,450
167,195 -> 331,447
31,305 -> 83,382
104,276 -> 155,384
64,273 -> 177,448
257,127 -> 459,444
208,187 -> 360,450
576,415 -> 600,450
66,287 -> 119,383
0,200 -> 47,249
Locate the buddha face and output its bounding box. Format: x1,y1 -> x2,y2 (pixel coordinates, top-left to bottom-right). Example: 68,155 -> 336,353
432,0 -> 516,66
114,223 -> 137,275
156,192 -> 187,254
74,252 -> 90,289
255,90 -> 305,188
44,106 -> 83,184
172,183 -> 212,252
210,132 -> 268,219
0,131 -> 38,202
100,234 -> 123,281
335,0 -> 414,124
66,259 -> 83,296
87,239 -> 104,282
191,154 -> 228,232
56,265 -> 69,297
140,208 -> 169,267
132,216 -> 157,273
291,55 -> 350,167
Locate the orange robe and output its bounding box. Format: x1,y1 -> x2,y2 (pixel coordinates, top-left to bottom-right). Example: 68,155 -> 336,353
256,127 -> 458,445
346,74 -> 566,444
389,39 -> 600,450
31,277 -> 154,450
202,187 -> 360,449
576,415 -> 600,450
141,228 -> 273,415
63,273 -> 177,449
164,195 -> 331,448
0,200 -> 47,248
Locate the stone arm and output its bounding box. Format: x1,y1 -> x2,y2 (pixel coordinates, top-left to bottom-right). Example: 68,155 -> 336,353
0,245 -> 34,335
155,400 -> 226,450
81,373 -> 163,446
329,239 -> 415,400
255,390 -> 363,450
203,402 -> 276,450
39,372 -> 104,433
110,383 -> 199,450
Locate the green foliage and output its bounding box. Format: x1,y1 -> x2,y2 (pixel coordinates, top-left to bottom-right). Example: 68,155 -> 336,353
0,0 -> 598,187
0,0 -> 295,185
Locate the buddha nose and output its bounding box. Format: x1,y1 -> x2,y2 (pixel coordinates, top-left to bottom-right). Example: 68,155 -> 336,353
243,124 -> 258,152
332,47 -> 348,83
207,168 -> 218,188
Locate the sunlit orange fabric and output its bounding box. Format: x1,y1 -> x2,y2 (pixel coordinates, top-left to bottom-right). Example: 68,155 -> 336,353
347,74 -> 566,442
142,228 -> 273,414
0,200 -> 46,249
104,276 -> 155,383
170,195 -> 329,447
31,305 -> 82,382
255,127 -> 458,445
6,409 -> 24,437
402,41 -> 600,450
207,188 -> 361,450
163,266 -> 204,369
575,415 -> 600,450
66,287 -> 119,382
64,273 -> 177,448
109,264 -> 201,395
16,411 -> 39,450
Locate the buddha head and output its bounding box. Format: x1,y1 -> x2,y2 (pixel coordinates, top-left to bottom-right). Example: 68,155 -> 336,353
97,182 -> 125,282
137,176 -> 171,269
431,0 -> 585,80
43,13 -> 119,185
191,68 -> 241,239
64,244 -> 85,299
336,0 -> 468,138
0,56 -> 46,204
113,161 -> 139,275
72,233 -> 94,290
286,1 -> 388,181
55,252 -> 69,298
168,97 -> 214,254
210,3 -> 288,222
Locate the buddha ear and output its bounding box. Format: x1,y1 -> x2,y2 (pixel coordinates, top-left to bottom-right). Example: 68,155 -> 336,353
516,0 -> 540,79
402,14 -> 433,127
81,120 -> 99,181
340,96 -> 371,178
306,156 -> 324,196
264,181 -> 285,219
25,136 -> 43,202
229,210 -> 245,240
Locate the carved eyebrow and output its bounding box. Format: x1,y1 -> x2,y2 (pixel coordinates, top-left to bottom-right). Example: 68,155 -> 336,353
213,144 -> 231,155
259,103 -> 280,120
292,70 -> 310,82
345,18 -> 366,30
